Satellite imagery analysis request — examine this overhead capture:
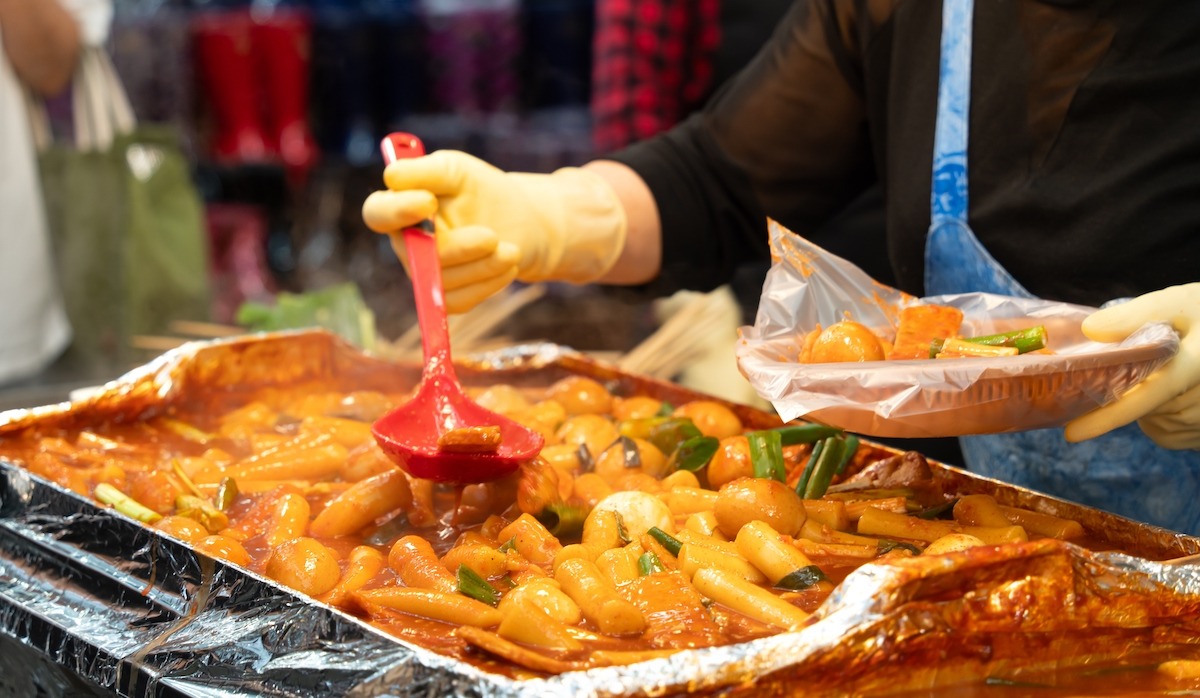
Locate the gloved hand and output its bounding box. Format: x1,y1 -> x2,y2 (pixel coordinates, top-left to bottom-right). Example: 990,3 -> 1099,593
362,150 -> 627,313
1065,283 -> 1200,449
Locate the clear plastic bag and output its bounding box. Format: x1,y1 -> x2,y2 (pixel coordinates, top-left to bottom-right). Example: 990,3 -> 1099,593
735,221 -> 1178,438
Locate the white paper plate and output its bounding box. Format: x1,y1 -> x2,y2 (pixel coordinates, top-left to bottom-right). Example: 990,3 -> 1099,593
737,320 -> 1177,438
736,221 -> 1180,438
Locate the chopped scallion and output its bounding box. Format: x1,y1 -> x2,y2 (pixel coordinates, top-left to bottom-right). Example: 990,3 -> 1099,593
456,565 -> 500,606
647,526 -> 683,557
748,429 -> 785,482
637,551 -> 666,576
773,424 -> 843,446
774,565 -> 829,591
670,435 -> 719,472
94,483 -> 162,524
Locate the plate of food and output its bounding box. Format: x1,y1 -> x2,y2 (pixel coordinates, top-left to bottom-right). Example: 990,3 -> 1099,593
736,221 -> 1179,438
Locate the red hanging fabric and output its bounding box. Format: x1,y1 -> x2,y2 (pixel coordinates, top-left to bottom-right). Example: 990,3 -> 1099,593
591,0 -> 721,152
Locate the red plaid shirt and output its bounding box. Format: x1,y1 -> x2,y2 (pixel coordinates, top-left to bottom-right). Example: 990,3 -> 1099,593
591,0 -> 721,153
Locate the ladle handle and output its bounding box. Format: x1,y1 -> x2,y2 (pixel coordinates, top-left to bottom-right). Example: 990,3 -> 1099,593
404,230 -> 455,373
380,133 -> 454,378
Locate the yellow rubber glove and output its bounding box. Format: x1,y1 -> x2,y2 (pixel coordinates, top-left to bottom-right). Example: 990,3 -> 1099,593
362,150 -> 627,313
1065,283 -> 1200,449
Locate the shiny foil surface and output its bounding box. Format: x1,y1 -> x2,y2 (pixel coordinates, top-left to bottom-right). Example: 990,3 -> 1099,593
2,330 -> 1200,697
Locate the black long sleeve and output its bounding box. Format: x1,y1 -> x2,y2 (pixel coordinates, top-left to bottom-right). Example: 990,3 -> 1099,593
606,0 -> 1200,307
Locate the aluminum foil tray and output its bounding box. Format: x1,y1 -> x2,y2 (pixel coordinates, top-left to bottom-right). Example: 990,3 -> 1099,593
3,330 -> 1200,697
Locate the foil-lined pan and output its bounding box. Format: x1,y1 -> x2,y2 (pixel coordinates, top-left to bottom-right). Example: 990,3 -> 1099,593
3,329 -> 1200,697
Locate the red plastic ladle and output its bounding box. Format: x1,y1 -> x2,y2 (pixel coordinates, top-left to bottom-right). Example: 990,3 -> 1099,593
371,133 -> 544,483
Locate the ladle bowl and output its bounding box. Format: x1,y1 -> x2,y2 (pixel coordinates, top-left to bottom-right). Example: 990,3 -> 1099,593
371,133 -> 544,483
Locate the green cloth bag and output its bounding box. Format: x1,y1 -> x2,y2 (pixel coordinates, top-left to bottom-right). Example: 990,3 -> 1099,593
34,48 -> 211,368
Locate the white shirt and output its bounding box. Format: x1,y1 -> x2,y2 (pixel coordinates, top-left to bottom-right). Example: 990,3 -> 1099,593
0,0 -> 111,385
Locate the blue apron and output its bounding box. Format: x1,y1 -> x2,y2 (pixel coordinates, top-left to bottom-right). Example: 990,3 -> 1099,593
925,0 -> 1200,534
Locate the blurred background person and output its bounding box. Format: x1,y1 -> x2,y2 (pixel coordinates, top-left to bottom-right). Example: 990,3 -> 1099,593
0,0 -> 111,385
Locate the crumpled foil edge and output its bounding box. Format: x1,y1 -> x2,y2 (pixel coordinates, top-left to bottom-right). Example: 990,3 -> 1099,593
3,330 -> 1200,697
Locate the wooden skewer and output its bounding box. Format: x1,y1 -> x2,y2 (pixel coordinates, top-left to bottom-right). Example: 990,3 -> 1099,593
132,320 -> 246,354
130,335 -> 190,351
384,284 -> 548,362
391,321 -> 423,355
618,289 -> 732,379
453,284 -> 546,348
168,320 -> 245,338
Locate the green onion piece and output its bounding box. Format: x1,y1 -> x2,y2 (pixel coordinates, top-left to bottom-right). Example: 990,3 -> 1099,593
917,499 -> 958,520
1009,327 -> 1049,354
95,483 -> 162,524
748,429 -> 786,482
536,503 -> 587,539
647,418 -> 703,457
795,439 -> 825,498
647,526 -> 683,557
456,565 -> 500,607
170,459 -> 205,499
655,401 -> 675,417
617,416 -> 669,441
967,325 -> 1048,353
773,424 -> 843,446
835,434 -> 860,476
876,539 -> 922,555
364,517 -> 409,547
934,338 -> 1021,358
931,325 -> 1048,357
215,477 -> 239,511
618,417 -> 703,456
774,565 -> 829,591
498,536 -> 518,553
669,435 -> 719,472
637,551 -> 666,576
802,437 -> 845,500
175,494 -> 229,532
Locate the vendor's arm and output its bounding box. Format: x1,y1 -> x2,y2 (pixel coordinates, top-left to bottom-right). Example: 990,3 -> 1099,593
599,0 -> 878,293
363,0 -> 878,310
579,159 -> 661,285
0,0 -> 80,95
